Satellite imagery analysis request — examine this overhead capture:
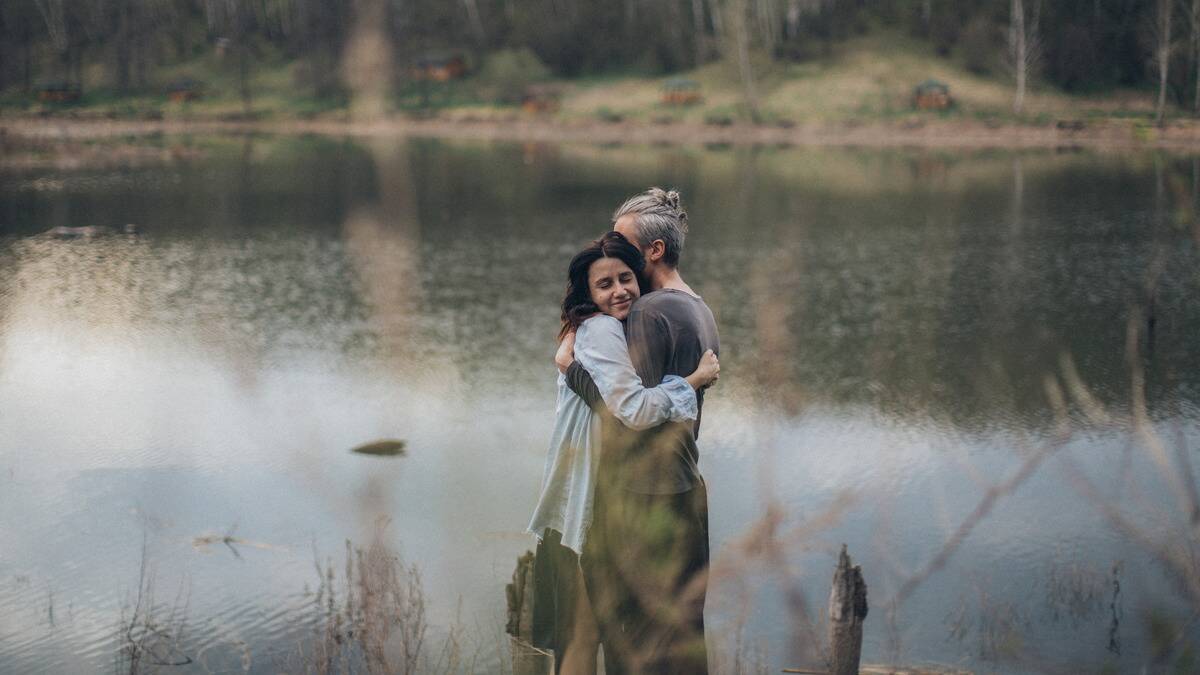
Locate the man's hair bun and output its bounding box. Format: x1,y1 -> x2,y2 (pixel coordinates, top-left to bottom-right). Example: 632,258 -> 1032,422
662,189 -> 688,232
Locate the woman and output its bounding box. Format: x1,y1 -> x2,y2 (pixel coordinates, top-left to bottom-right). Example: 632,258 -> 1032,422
527,231 -> 719,675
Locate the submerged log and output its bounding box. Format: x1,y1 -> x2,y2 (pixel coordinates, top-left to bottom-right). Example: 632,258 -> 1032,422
349,438 -> 407,456
828,544 -> 868,675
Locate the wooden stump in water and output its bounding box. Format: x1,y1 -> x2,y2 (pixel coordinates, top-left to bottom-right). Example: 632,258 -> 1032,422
505,550 -> 552,675
828,544 -> 868,675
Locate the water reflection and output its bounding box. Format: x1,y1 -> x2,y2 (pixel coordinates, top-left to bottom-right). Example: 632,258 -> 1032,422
0,137 -> 1199,673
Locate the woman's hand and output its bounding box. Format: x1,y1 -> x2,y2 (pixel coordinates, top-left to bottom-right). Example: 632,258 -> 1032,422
555,331 -> 577,373
685,349 -> 720,391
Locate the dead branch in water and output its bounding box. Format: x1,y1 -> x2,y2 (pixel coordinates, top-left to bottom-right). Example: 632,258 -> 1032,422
116,533 -> 193,673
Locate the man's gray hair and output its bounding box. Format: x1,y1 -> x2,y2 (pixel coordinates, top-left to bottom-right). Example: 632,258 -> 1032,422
611,187 -> 689,267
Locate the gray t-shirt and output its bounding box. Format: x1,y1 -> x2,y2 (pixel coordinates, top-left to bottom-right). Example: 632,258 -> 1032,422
566,288 -> 720,494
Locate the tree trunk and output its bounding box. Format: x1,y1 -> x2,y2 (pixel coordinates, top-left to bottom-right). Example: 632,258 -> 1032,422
1158,0 -> 1172,126
692,0 -> 707,66
921,0 -> 932,33
1192,0 -> 1199,114
1012,0 -> 1026,115
462,0 -> 485,44
827,545 -> 868,675
115,0 -> 131,93
23,32 -> 33,92
134,28 -> 146,89
342,0 -> 392,120
238,37 -> 252,115
69,37 -> 82,88
755,0 -> 779,53
727,0 -> 759,122
708,0 -> 725,40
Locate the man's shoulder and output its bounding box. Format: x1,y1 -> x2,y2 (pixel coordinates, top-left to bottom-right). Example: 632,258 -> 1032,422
633,289 -> 707,312
632,289 -> 714,324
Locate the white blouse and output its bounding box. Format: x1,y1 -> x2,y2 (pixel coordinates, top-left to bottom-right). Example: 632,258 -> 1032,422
527,314 -> 698,555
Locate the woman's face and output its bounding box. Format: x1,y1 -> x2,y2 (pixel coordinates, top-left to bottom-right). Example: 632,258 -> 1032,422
587,257 -> 640,321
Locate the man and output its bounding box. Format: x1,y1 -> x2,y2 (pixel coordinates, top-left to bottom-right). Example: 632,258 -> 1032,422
556,187 -> 719,674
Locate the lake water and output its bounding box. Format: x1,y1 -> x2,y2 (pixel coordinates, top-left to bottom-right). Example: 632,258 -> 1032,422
1,135 -> 1199,673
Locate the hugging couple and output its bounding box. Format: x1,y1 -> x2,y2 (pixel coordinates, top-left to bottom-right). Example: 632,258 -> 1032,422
528,188 -> 721,674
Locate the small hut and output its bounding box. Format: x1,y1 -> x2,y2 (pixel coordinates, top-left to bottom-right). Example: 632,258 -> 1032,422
36,82 -> 81,104
412,53 -> 468,82
912,79 -> 952,111
662,78 -> 702,106
165,78 -> 204,103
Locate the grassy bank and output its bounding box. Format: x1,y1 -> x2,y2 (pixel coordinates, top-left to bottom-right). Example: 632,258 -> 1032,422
6,31 -> 1200,152
0,32 -> 1169,126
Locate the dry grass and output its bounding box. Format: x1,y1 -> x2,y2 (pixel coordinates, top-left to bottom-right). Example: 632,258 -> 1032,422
556,30 -> 1159,125
115,536 -> 193,674
282,535 -> 427,675
280,520 -> 484,675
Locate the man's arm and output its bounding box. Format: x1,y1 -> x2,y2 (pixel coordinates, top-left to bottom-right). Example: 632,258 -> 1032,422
565,361 -> 605,413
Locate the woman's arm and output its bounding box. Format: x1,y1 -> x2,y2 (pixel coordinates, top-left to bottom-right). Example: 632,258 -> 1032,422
573,315 -> 699,431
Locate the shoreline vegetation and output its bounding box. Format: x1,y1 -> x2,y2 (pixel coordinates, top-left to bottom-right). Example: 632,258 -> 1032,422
7,113 -> 1200,169
8,25 -> 1200,156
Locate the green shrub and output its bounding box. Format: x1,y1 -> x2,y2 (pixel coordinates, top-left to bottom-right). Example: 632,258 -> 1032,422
476,48 -> 551,104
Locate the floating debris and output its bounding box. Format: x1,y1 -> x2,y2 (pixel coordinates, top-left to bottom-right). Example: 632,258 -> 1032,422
350,439 -> 407,457
192,530 -> 286,558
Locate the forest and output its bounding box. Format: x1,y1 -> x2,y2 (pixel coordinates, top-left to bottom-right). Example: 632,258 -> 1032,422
0,0 -> 1192,122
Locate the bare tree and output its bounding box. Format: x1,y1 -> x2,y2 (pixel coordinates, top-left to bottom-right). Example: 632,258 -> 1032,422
754,0 -> 781,53
204,0 -> 257,115
784,0 -> 823,48
786,0 -> 802,39
342,0 -> 391,120
1191,0 -> 1199,113
708,0 -> 725,41
724,0 -> 760,122
32,0 -> 73,84
1154,0 -> 1173,125
692,0 -> 708,65
462,0 -> 485,45
1008,0 -> 1041,115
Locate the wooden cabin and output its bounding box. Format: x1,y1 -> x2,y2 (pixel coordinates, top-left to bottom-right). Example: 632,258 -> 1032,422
913,79 -> 952,111
36,82 -> 81,104
412,53 -> 468,82
661,78 -> 702,106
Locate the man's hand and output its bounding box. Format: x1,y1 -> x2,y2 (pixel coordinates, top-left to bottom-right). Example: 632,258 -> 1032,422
555,331 -> 576,373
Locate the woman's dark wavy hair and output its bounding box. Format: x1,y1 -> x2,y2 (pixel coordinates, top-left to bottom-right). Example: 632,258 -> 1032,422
559,231 -> 650,340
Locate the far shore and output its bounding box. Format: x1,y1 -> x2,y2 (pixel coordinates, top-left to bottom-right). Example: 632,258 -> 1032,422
7,113 -> 1200,155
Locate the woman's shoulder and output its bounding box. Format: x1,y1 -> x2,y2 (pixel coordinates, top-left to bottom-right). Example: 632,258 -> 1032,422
576,314 -> 624,348
578,314 -> 622,333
